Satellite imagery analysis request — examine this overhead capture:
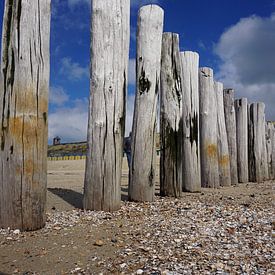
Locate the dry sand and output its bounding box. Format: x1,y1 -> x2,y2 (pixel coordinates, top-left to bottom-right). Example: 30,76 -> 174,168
0,158 -> 273,274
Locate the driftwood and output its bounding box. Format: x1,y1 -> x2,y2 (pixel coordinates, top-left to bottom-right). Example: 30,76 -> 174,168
199,68 -> 219,188
0,0 -> 51,230
248,103 -> 268,182
129,5 -> 164,202
235,98 -> 249,183
215,82 -> 231,186
84,0 -> 130,211
181,51 -> 201,192
160,33 -> 182,197
223,89 -> 238,184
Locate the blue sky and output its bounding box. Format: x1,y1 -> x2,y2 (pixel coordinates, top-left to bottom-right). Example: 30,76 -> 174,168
0,0 -> 274,143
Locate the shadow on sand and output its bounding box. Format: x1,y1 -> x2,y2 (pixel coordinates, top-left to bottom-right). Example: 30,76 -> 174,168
48,187 -> 129,208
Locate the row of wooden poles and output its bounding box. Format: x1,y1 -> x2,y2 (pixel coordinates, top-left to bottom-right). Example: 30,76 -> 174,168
0,1 -> 274,231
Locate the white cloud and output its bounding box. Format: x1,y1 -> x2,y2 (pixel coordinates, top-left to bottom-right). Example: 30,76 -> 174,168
128,58 -> 136,86
48,98 -> 89,143
215,13 -> 275,120
59,57 -> 89,81
49,86 -> 69,106
125,93 -> 135,136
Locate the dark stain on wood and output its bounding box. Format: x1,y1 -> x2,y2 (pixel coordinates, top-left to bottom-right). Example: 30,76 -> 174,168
139,67 -> 151,95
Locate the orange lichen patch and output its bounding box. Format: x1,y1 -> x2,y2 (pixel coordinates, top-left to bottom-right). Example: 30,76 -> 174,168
24,159 -> 34,176
206,144 -> 217,159
219,155 -> 230,166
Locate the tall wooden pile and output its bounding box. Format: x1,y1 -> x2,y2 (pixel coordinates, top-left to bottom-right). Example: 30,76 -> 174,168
160,33 -> 183,197
248,103 -> 269,182
181,51 -> 201,192
223,89 -> 238,184
0,0 -> 51,230
84,0 -> 130,211
129,5 -> 164,202
215,82 -> 231,186
235,98 -> 249,183
199,68 -> 219,188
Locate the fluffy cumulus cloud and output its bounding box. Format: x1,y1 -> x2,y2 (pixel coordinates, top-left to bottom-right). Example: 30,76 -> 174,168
59,57 -> 89,81
48,98 -> 89,143
215,13 -> 275,120
49,86 -> 70,106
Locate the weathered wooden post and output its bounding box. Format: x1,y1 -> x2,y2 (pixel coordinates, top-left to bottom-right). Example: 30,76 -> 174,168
0,0 -> 51,230
272,123 -> 275,179
160,33 -> 182,197
235,98 -> 249,183
266,121 -> 274,179
248,103 -> 268,182
129,5 -> 164,202
181,51 -> 201,192
215,82 -> 231,186
84,0 -> 130,211
199,68 -> 219,188
223,89 -> 238,184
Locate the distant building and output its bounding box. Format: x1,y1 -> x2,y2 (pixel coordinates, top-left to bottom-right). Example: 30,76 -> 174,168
53,136 -> 61,146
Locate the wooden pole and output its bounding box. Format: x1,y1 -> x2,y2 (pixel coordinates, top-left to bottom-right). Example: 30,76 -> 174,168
181,51 -> 201,192
215,82 -> 231,186
0,0 -> 51,230
272,123 -> 275,180
223,89 -> 238,185
235,98 -> 249,183
84,0 -> 130,211
159,33 -> 182,197
266,121 -> 274,179
129,5 -> 164,202
248,103 -> 268,182
199,68 -> 219,188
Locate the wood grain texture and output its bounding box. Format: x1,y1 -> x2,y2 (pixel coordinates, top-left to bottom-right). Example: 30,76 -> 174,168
248,103 -> 268,182
215,82 -> 231,187
223,89 -> 238,184
235,98 -> 249,183
266,121 -> 274,179
159,33 -> 182,198
84,0 -> 130,211
181,51 -> 201,192
129,5 -> 164,202
199,67 -> 219,188
0,0 -> 51,230
272,123 -> 275,179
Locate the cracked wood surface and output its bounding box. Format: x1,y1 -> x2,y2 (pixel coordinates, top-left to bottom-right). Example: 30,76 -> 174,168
248,103 -> 269,183
129,5 -> 164,202
84,0 -> 130,211
199,67 -> 219,188
181,51 -> 201,192
215,82 -> 231,187
266,121 -> 275,180
159,33 -> 183,198
235,98 -> 249,183
0,0 -> 51,230
223,89 -> 238,185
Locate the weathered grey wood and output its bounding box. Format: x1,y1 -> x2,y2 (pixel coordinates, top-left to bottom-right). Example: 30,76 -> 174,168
159,33 -> 182,197
199,68 -> 219,188
129,5 -> 164,202
223,89 -> 238,185
215,82 -> 231,186
235,98 -> 249,183
181,51 -> 201,192
84,0 -> 130,211
248,103 -> 269,182
266,121 -> 274,179
272,123 -> 275,179
0,0 -> 51,230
